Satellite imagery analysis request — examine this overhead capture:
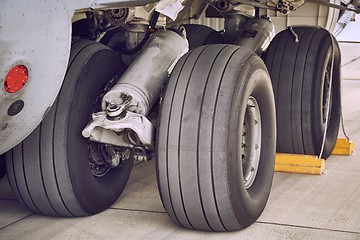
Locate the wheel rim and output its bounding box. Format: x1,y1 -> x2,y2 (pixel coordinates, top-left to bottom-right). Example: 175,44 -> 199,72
88,142 -> 130,177
322,63 -> 332,126
241,96 -> 262,189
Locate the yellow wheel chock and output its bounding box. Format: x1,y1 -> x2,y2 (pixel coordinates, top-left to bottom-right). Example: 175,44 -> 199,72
275,138 -> 354,175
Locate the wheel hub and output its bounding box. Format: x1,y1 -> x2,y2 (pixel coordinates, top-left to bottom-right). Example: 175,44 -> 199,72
88,142 -> 131,177
241,96 -> 262,189
322,64 -> 332,126
87,78 -> 131,178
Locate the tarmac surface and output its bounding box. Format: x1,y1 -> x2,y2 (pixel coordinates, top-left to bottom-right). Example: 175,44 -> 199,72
1,43 -> 360,240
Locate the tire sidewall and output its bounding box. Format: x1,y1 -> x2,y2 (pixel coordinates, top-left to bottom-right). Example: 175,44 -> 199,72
228,58 -> 276,225
312,33 -> 341,158
183,24 -> 225,50
64,46 -> 132,214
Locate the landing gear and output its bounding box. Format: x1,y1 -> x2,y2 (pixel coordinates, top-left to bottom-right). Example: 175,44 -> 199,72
5,40 -> 132,216
157,44 -> 276,231
183,24 -> 225,49
264,26 -> 341,159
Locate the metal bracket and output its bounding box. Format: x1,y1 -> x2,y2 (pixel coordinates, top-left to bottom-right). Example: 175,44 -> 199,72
229,0 -> 277,11
307,0 -> 360,13
82,110 -> 154,147
276,0 -> 305,15
228,0 -> 359,14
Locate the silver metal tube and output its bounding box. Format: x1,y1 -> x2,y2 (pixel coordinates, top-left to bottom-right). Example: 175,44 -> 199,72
223,14 -> 249,43
102,29 -> 189,115
234,16 -> 275,55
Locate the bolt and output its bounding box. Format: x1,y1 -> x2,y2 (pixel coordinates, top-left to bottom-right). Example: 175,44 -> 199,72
261,15 -> 271,20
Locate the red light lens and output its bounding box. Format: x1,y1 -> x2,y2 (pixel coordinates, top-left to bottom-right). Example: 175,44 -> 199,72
4,65 -> 29,93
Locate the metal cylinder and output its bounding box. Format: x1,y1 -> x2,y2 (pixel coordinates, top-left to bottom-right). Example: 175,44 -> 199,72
223,14 -> 249,43
102,29 -> 188,115
234,16 -> 275,55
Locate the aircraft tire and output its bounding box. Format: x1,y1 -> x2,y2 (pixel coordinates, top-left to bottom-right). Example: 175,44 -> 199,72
264,26 -> 341,159
100,27 -> 126,51
183,24 -> 225,50
5,40 -> 132,216
0,155 -> 5,180
157,44 -> 276,231
72,19 -> 91,39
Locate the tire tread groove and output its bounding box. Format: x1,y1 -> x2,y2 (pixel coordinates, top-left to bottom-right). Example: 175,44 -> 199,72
21,143 -> 42,214
164,52 -> 192,225
211,46 -> 247,231
10,150 -> 28,208
177,47 -> 209,229
52,82 -> 76,217
38,124 -> 61,216
196,45 -> 229,232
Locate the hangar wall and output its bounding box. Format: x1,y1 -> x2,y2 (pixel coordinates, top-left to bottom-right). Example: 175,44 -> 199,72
184,1 -> 339,33
182,2 -> 359,79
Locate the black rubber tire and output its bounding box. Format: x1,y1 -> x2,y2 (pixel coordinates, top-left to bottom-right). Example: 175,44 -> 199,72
264,26 -> 341,159
183,24 -> 225,50
157,44 -> 276,231
5,40 -> 132,217
100,27 -> 126,51
72,19 -> 91,39
0,155 -> 5,179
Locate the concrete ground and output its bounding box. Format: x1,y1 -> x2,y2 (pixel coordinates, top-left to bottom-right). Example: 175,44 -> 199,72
1,44 -> 360,240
